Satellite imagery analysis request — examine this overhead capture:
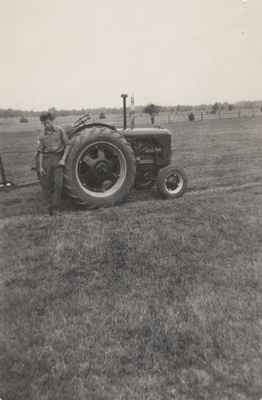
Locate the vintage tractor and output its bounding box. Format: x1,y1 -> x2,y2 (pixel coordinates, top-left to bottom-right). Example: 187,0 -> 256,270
37,105 -> 187,208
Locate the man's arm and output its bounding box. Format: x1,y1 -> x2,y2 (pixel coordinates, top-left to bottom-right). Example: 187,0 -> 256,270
59,144 -> 70,165
39,152 -> 45,175
37,136 -> 46,175
58,128 -> 71,166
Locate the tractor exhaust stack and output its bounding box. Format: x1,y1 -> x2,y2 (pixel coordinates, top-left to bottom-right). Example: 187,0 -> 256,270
121,94 -> 128,129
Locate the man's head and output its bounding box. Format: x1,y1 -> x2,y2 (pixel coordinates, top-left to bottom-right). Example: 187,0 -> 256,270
39,111 -> 55,129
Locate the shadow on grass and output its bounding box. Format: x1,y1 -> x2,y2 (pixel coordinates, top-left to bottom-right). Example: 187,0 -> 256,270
0,185 -> 162,219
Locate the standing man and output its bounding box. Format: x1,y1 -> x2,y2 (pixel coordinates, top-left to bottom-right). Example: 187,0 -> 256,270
37,111 -> 71,215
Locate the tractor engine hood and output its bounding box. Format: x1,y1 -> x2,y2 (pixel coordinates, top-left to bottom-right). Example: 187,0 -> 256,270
119,127 -> 171,137
120,127 -> 172,166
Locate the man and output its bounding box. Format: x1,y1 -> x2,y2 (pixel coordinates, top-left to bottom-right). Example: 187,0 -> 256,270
38,111 -> 71,215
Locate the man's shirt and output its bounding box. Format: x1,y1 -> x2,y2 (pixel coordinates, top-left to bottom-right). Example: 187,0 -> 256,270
37,125 -> 69,153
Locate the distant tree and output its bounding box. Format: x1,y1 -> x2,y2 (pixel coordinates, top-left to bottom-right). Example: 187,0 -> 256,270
228,104 -> 234,111
1,109 -> 18,118
48,107 -> 57,113
188,112 -> 195,122
221,102 -> 229,111
211,102 -> 220,114
20,116 -> 28,123
99,112 -> 106,119
143,104 -> 160,124
175,105 -> 193,112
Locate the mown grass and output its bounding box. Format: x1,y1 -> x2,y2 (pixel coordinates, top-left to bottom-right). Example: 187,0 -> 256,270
1,115 -> 262,399
1,188 -> 262,400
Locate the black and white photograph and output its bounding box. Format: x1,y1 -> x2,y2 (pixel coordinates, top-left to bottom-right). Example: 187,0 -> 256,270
1,0 -> 262,399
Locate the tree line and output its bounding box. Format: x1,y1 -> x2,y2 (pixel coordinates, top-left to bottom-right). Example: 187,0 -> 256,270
0,100 -> 261,119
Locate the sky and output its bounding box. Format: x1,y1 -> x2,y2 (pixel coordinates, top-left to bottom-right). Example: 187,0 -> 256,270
0,0 -> 261,109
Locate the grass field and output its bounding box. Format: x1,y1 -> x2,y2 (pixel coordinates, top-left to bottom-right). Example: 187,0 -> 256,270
1,115 -> 262,399
1,113 -> 262,189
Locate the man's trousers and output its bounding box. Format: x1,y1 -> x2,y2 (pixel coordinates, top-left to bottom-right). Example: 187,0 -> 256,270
39,152 -> 64,210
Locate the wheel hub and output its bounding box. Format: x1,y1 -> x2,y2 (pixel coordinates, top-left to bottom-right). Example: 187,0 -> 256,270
95,160 -> 112,177
164,172 -> 184,194
76,141 -> 127,197
166,175 -> 179,190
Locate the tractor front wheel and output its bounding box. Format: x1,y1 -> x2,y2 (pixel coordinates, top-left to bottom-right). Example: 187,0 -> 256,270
156,166 -> 187,199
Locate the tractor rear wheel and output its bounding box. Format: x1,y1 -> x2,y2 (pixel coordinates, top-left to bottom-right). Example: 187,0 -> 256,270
64,127 -> 136,208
